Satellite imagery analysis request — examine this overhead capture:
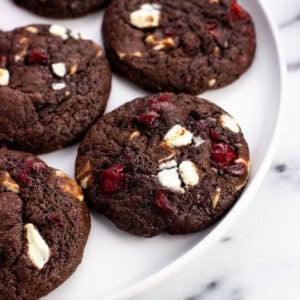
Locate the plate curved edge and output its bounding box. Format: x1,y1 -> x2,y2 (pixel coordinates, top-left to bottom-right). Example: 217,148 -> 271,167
106,1 -> 287,299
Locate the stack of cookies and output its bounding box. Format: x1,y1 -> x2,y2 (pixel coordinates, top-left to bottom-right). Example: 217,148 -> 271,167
0,0 -> 255,298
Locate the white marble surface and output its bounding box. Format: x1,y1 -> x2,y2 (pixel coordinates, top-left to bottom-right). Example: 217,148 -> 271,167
135,1 -> 300,299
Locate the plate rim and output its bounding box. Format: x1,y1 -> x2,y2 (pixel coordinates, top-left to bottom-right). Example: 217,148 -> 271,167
107,1 -> 287,299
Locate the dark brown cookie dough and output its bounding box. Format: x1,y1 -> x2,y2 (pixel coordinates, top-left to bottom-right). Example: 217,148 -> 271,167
14,0 -> 109,18
0,148 -> 90,299
102,0 -> 256,94
0,24 -> 111,154
76,93 -> 250,237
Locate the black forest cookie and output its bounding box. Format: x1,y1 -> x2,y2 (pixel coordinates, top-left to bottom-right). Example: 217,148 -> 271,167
0,148 -> 90,299
76,93 -> 250,237
102,0 -> 256,94
14,0 -> 109,18
0,24 -> 111,153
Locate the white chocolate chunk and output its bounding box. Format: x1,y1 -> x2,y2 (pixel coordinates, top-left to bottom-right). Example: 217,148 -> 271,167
70,30 -> 80,40
159,160 -> 178,170
179,161 -> 199,187
24,224 -> 50,270
51,82 -> 66,90
141,3 -> 162,10
193,136 -> 205,147
234,158 -> 250,191
51,63 -> 67,78
157,142 -> 176,163
129,131 -> 141,141
0,68 -> 10,86
220,114 -> 240,133
157,168 -> 184,193
79,33 -> 90,40
212,187 -> 221,209
0,172 -> 19,193
208,78 -> 217,87
164,125 -> 193,147
130,3 -> 161,29
145,35 -> 175,51
69,65 -> 78,75
80,175 -> 92,189
55,170 -> 84,201
25,26 -> 38,34
49,24 -> 68,40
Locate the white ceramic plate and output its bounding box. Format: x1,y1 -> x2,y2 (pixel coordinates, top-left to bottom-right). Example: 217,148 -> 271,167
0,0 -> 285,299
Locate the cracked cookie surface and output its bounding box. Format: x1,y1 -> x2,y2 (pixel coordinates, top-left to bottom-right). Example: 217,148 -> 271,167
102,0 -> 256,94
0,24 -> 111,154
76,93 -> 249,237
13,0 -> 109,18
0,148 -> 90,299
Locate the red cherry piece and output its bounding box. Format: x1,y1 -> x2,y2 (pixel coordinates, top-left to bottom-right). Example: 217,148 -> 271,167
27,50 -> 48,65
18,171 -> 31,184
206,21 -> 217,31
18,158 -> 46,184
148,93 -> 171,112
230,2 -> 247,20
225,162 -> 246,176
0,55 -> 7,68
47,213 -> 61,224
153,191 -> 173,213
209,128 -> 221,141
197,120 -> 209,131
138,110 -> 160,126
101,164 -> 125,195
211,142 -> 237,167
164,28 -> 177,36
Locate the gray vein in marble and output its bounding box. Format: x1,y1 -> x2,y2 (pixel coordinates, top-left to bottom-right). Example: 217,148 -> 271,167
287,61 -> 300,72
231,288 -> 243,300
279,12 -> 300,28
186,280 -> 221,300
185,280 -> 244,300
267,162 -> 300,187
220,237 -> 232,243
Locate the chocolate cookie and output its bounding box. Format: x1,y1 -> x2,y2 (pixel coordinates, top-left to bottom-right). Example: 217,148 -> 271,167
102,0 -> 255,94
0,148 -> 90,299
76,93 -> 249,237
0,24 -> 111,154
14,0 -> 108,18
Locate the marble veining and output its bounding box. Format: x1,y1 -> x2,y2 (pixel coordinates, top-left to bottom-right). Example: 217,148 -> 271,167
287,61 -> 300,72
279,13 -> 300,29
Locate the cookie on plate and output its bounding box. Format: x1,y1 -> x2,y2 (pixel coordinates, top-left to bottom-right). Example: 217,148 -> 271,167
0,148 -> 90,299
0,24 -> 111,154
102,0 -> 256,95
76,93 -> 250,237
14,0 -> 108,18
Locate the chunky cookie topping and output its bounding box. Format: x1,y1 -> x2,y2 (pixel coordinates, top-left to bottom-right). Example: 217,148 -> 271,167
76,93 -> 250,237
0,24 -> 111,153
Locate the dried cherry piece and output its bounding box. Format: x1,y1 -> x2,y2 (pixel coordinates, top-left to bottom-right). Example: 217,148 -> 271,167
206,21 -> 217,31
153,191 -> 174,213
26,50 -> 48,65
101,164 -> 125,195
18,158 -> 46,185
229,1 -> 247,20
138,111 -> 160,126
211,142 -> 237,167
148,93 -> 172,112
224,162 -> 246,176
209,128 -> 222,141
0,55 -> 7,68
